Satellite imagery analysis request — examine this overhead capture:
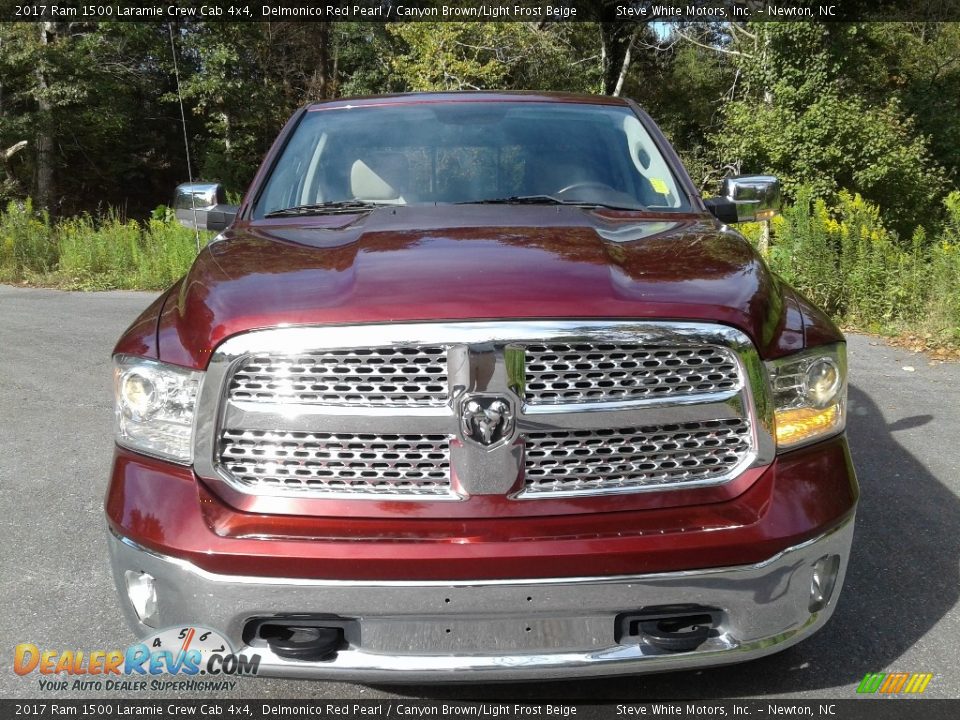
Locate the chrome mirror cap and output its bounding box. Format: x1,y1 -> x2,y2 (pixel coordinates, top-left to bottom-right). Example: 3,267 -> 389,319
173,182 -> 237,232
721,175 -> 781,223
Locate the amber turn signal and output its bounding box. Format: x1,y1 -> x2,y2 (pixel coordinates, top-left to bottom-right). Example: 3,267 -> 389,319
775,404 -> 843,447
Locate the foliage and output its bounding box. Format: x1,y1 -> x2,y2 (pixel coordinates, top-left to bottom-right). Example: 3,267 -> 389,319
807,23 -> 960,186
0,23 -> 193,217
176,22 -> 370,191
386,23 -> 597,93
712,23 -> 946,235
756,188 -> 960,343
625,26 -> 735,191
3,20 -> 959,231
0,199 -> 55,279
0,201 -> 205,289
927,193 -> 960,341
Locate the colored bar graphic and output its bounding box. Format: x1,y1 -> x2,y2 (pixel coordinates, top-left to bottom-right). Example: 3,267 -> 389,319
857,672 -> 933,694
880,672 -> 909,693
856,672 -> 885,693
905,673 -> 934,693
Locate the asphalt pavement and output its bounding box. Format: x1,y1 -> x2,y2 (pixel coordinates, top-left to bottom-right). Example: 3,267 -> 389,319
2,284 -> 959,700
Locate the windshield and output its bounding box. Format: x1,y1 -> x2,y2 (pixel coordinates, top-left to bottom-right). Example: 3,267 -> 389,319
254,101 -> 690,218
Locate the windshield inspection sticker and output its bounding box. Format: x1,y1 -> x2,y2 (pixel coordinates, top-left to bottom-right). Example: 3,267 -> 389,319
649,177 -> 670,195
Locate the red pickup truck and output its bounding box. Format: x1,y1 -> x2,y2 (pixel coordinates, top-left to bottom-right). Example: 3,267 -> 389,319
106,92 -> 857,681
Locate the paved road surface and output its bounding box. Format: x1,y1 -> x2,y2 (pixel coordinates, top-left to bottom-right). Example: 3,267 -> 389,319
2,285 -> 958,700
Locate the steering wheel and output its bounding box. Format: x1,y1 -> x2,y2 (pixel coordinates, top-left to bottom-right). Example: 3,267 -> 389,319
555,181 -> 617,196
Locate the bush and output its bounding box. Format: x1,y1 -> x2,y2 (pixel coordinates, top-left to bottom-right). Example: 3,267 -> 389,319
766,187 -> 844,315
925,192 -> 960,343
137,217 -> 205,289
0,199 -> 56,281
0,200 -> 206,289
759,187 -> 960,342
58,212 -> 142,288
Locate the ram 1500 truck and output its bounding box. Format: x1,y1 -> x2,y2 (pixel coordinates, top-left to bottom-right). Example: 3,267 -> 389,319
106,92 -> 858,681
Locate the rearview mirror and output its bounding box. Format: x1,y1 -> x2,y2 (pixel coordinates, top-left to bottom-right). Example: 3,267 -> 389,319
174,182 -> 239,232
704,175 -> 781,224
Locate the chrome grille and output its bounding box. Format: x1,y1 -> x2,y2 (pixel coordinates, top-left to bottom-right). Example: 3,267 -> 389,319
228,346 -> 448,407
219,429 -> 453,496
522,419 -> 752,496
524,343 -> 741,405
201,322 -> 768,505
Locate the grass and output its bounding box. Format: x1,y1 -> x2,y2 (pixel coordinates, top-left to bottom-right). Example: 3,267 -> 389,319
0,201 -> 207,290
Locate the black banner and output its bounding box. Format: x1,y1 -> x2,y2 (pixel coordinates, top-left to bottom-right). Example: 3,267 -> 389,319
2,700 -> 959,720
4,0 -> 960,23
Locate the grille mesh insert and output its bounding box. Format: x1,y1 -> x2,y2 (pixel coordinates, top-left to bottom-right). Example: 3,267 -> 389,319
522,418 -> 752,495
524,343 -> 741,405
228,346 -> 448,407
219,429 -> 453,496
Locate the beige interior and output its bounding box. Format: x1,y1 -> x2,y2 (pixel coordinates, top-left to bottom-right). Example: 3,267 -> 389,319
350,154 -> 411,203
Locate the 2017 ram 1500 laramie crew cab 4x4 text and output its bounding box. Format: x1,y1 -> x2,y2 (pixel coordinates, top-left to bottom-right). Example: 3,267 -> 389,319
106,92 -> 857,682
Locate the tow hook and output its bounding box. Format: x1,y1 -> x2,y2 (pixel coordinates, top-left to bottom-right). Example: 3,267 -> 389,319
263,625 -> 343,661
616,606 -> 721,653
245,617 -> 353,662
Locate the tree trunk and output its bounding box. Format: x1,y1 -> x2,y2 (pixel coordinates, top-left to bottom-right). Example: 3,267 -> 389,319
331,30 -> 339,98
0,32 -> 5,118
612,27 -> 641,97
599,24 -> 622,95
317,22 -> 330,99
2,141 -> 28,195
35,22 -> 55,214
600,23 -> 645,96
221,112 -> 232,153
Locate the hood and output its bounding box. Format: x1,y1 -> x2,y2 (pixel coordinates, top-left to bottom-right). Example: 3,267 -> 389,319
155,205 -> 799,368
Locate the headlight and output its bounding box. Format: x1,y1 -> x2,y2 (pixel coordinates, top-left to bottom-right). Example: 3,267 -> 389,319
113,355 -> 203,464
766,344 -> 847,450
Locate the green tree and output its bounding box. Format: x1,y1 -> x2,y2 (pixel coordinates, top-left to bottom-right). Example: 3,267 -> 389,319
386,22 -> 597,93
178,22 -> 406,192
710,22 -> 947,235
0,22 -> 196,216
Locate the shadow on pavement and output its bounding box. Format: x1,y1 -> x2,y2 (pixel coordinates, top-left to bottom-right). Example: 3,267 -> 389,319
380,384 -> 958,699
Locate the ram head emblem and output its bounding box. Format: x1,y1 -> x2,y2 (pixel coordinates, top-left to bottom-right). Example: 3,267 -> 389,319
459,395 -> 515,448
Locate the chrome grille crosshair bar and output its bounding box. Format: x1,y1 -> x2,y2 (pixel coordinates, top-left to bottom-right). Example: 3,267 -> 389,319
193,322 -> 776,509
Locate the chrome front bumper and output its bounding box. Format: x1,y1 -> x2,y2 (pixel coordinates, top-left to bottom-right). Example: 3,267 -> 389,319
107,516 -> 854,682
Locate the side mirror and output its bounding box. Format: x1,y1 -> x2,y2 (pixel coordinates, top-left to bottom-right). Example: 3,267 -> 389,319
704,175 -> 781,224
173,182 -> 239,232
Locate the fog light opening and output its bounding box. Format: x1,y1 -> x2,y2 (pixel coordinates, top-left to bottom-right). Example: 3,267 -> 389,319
809,555 -> 841,613
125,570 -> 159,627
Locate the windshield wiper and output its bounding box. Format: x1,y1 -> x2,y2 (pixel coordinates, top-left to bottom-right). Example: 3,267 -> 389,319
458,195 -> 645,211
458,194 -> 566,206
264,200 -> 386,218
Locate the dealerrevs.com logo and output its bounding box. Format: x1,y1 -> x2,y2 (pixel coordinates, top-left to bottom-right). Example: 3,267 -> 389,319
14,626 -> 260,692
